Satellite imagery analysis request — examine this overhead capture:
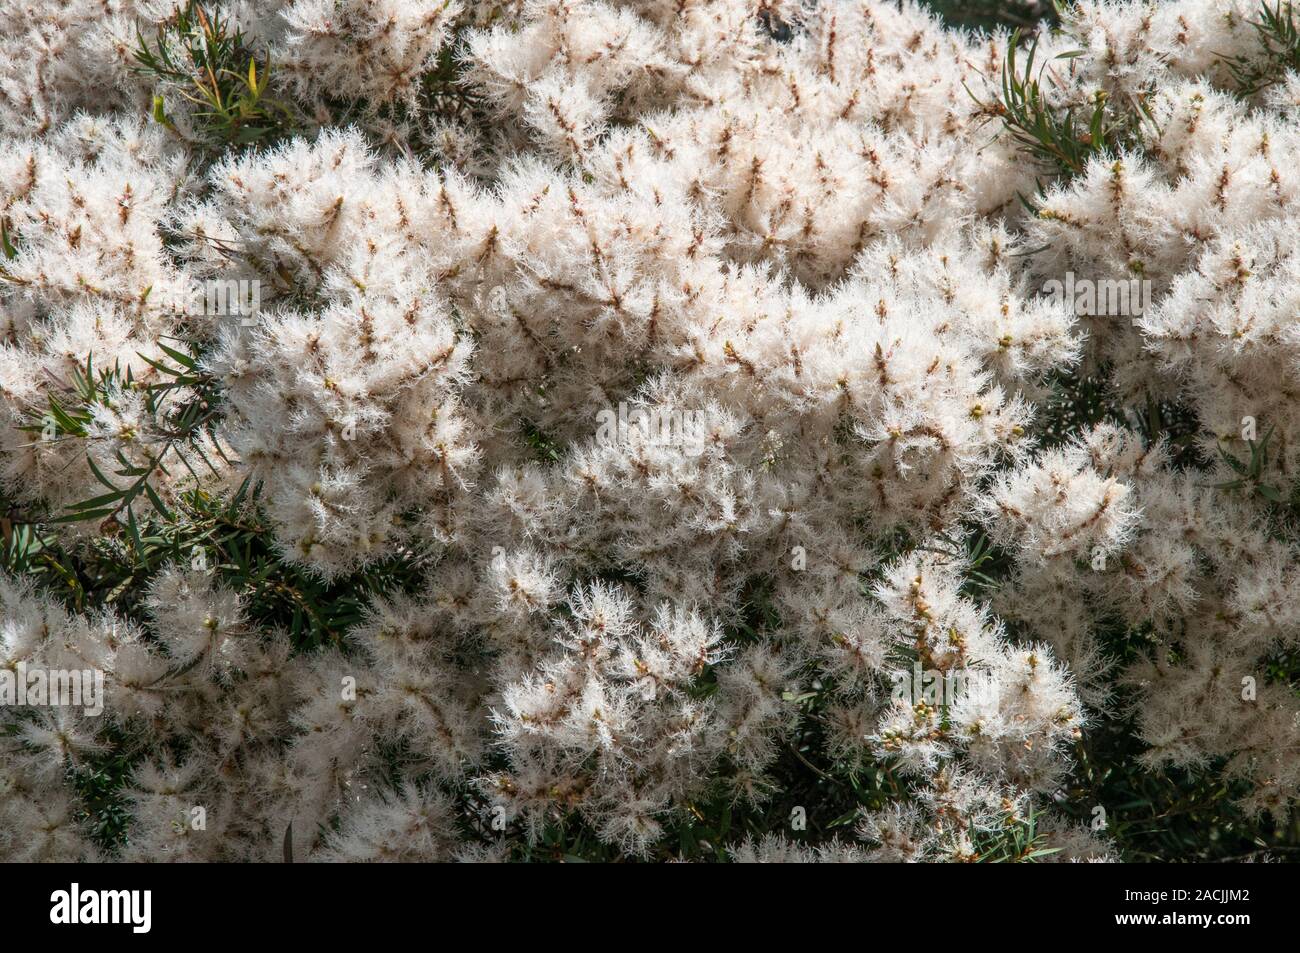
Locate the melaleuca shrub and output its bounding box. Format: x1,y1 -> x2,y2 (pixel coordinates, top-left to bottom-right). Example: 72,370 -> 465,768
2,0 -> 1299,864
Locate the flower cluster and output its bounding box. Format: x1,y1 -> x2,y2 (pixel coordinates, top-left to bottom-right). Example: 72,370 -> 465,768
2,0 -> 1299,863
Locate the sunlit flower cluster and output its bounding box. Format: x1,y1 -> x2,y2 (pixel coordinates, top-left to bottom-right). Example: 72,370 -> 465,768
2,0 -> 1298,863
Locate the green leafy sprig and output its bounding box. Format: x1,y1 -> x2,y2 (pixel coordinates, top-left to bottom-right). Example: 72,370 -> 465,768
20,343 -> 225,535
1220,2 -> 1300,97
1209,423 -> 1289,504
133,1 -> 294,151
968,29 -> 1157,181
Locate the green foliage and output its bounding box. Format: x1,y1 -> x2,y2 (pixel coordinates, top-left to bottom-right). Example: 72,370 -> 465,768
1061,700 -> 1300,862
1210,424 -> 1287,503
972,807 -> 1063,862
71,725 -> 137,850
20,344 -> 225,534
4,478 -> 428,652
1032,368 -> 1202,471
521,419 -> 564,465
414,41 -> 483,124
969,29 -> 1157,182
3,331 -> 427,650
1221,1 -> 1300,96
0,218 -> 17,261
134,1 -> 294,153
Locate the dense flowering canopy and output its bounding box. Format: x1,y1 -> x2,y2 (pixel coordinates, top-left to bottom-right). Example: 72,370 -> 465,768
1,0 -> 1298,862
